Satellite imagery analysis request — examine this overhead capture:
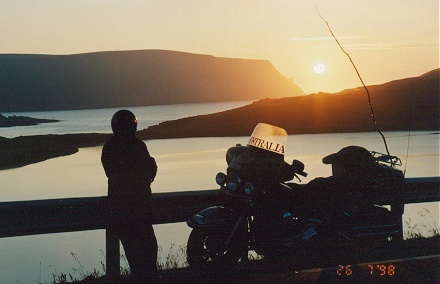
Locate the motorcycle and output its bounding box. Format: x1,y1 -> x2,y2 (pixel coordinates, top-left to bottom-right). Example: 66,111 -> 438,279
186,123 -> 404,270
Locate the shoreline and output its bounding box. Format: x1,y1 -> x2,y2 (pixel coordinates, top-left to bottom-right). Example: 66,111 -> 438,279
0,133 -> 111,170
1,130 -> 439,171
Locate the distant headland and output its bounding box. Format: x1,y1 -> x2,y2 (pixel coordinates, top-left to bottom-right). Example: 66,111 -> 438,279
0,114 -> 59,128
0,68 -> 438,170
0,50 -> 305,112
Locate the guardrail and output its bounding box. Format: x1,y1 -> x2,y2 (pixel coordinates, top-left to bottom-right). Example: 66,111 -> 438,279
0,177 -> 438,279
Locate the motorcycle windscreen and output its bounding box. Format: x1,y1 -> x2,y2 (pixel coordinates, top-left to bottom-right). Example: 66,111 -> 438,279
247,123 -> 287,156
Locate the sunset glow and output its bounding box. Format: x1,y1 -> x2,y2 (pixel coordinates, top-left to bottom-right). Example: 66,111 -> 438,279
0,0 -> 438,94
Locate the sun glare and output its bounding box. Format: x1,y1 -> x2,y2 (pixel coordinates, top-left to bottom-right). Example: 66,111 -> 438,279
313,63 -> 326,74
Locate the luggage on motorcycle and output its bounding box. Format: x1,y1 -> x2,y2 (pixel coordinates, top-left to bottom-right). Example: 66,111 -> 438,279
307,145 -> 404,210
323,145 -> 377,169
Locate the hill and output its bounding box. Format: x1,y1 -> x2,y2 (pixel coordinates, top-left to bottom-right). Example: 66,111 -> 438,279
0,50 -> 305,112
139,69 -> 439,138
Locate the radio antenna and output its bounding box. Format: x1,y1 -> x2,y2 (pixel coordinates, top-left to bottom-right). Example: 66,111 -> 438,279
315,6 -> 391,156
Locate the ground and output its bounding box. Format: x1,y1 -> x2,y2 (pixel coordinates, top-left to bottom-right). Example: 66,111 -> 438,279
69,236 -> 439,284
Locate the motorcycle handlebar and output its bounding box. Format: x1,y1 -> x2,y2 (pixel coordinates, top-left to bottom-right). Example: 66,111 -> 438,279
296,171 -> 308,177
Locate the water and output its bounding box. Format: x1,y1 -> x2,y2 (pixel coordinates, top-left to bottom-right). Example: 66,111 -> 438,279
0,103 -> 438,283
1,101 -> 253,138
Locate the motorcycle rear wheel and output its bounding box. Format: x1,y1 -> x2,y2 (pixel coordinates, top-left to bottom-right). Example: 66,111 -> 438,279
186,229 -> 247,272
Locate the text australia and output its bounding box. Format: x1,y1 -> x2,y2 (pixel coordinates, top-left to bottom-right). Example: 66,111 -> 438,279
248,137 -> 285,154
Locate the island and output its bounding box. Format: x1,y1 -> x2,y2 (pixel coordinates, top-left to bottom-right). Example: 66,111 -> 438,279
0,114 -> 59,128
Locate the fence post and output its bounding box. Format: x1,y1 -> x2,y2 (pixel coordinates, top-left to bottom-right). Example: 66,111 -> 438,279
106,227 -> 120,279
391,201 -> 405,242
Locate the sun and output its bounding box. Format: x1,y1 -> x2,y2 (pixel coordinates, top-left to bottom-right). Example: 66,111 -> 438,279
313,63 -> 326,74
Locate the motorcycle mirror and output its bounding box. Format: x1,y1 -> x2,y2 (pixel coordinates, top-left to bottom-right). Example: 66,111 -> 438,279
215,172 -> 226,186
292,159 -> 305,172
292,159 -> 308,177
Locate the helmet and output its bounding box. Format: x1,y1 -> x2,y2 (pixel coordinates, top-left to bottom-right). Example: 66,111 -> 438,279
111,109 -> 138,136
322,146 -> 376,170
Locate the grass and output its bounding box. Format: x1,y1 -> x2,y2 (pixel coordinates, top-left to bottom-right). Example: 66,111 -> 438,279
404,208 -> 439,239
49,244 -> 188,284
156,244 -> 188,270
50,252 -> 106,284
48,208 -> 439,283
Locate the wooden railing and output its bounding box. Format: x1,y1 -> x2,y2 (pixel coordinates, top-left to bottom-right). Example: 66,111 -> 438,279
0,177 -> 438,279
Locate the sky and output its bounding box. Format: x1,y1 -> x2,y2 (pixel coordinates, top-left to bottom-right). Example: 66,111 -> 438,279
0,0 -> 438,94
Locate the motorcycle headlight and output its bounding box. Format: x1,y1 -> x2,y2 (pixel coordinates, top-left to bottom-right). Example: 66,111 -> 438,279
226,172 -> 241,192
244,182 -> 254,195
215,172 -> 226,186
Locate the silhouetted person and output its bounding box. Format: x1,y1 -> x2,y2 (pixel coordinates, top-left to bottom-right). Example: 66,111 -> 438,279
101,109 -> 158,283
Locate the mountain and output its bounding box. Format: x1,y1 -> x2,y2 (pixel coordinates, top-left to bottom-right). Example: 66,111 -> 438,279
139,69 -> 439,138
0,50 -> 305,112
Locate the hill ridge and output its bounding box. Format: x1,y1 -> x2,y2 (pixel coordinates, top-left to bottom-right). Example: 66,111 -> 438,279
0,50 -> 305,112
139,68 -> 439,138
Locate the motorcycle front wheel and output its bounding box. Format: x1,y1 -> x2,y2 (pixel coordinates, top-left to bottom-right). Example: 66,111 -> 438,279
186,229 -> 247,272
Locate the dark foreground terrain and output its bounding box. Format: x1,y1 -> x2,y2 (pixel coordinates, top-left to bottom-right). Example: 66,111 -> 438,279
68,236 -> 439,284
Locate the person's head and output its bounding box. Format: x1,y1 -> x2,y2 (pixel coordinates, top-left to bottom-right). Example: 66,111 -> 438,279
111,109 -> 138,137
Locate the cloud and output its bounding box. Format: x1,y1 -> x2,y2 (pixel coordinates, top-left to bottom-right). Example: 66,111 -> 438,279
289,36 -> 366,41
311,42 -> 439,50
